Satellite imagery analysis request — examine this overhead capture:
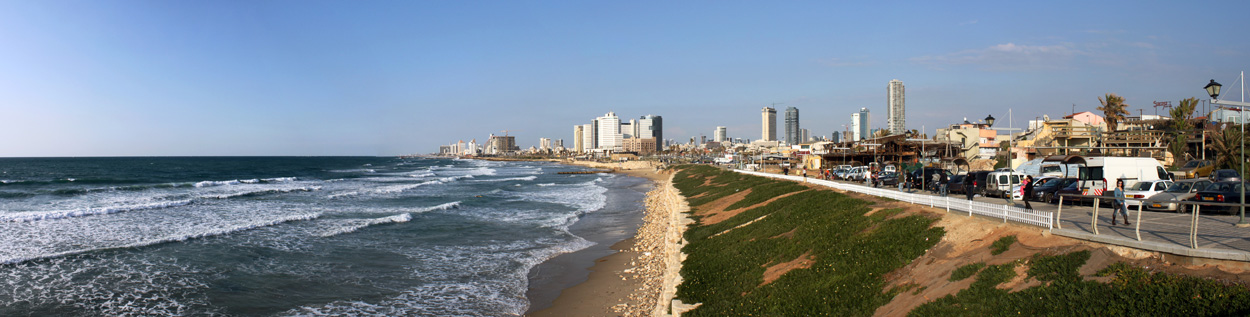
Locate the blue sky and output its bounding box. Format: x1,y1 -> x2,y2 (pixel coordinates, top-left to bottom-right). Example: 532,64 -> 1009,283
1,1 -> 1247,156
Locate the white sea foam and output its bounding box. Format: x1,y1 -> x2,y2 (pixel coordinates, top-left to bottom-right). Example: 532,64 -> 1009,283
194,180 -> 241,187
326,181 -> 440,199
315,213 -> 412,238
198,186 -> 321,199
414,201 -> 461,213
0,212 -> 321,265
536,183 -> 556,187
0,199 -> 195,223
471,176 -> 537,182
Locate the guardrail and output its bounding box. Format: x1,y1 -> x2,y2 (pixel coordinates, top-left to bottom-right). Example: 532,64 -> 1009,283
735,170 -> 1053,229
1057,194 -> 1250,249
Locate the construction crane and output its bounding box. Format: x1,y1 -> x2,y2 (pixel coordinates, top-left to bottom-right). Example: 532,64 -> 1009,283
500,130 -> 520,137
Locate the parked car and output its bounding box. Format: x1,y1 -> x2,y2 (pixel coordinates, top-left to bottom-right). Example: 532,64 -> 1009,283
876,171 -> 899,187
1037,178 -> 1078,203
948,174 -> 967,195
1173,160 -> 1215,179
1145,179 -> 1213,213
1193,181 -> 1247,214
985,169 -> 1026,198
1054,181 -> 1093,206
1211,169 -> 1242,182
1122,179 -> 1174,209
908,168 -> 951,191
965,171 -> 992,196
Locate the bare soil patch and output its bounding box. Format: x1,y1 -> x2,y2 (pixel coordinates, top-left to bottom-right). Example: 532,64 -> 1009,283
761,251 -> 815,286
697,189 -> 807,225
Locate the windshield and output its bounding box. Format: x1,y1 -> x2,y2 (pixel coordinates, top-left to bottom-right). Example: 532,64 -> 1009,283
1166,182 -> 1193,193
1130,182 -> 1155,191
1184,161 -> 1201,168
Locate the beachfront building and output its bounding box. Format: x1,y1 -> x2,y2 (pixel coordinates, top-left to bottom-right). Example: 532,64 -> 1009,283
936,121 -> 997,160
851,108 -> 870,141
539,138 -> 551,151
623,138 -> 657,155
801,128 -> 810,143
485,134 -> 518,155
714,126 -> 727,142
637,115 -> 663,152
596,112 -> 623,151
762,107 -> 777,141
573,125 -> 584,153
785,107 -> 800,145
621,119 -> 636,139
582,123 -> 596,153
888,79 -> 905,135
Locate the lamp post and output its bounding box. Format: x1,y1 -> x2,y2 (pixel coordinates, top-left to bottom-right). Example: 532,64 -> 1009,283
1206,77 -> 1250,226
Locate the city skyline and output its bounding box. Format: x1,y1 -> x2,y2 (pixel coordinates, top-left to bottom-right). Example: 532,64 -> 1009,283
1,1 -> 1247,156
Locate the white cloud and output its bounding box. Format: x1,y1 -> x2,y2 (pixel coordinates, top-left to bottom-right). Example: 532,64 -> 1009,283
910,42 -> 1082,71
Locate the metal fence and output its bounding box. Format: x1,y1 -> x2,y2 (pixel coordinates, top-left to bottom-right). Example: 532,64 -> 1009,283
735,170 -> 1054,229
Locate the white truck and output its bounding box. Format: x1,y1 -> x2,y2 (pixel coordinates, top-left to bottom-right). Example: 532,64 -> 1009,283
1073,156 -> 1171,195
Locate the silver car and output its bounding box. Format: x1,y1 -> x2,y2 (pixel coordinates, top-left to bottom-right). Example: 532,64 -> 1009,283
1144,179 -> 1213,213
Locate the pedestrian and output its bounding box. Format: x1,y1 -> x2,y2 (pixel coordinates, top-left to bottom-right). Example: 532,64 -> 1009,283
1111,180 -> 1131,225
966,177 -> 976,201
939,172 -> 949,197
802,169 -> 807,180
1023,175 -> 1034,210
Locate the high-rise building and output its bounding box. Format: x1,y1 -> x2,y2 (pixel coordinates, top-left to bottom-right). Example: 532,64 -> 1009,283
761,107 -> 777,141
851,108 -> 870,141
582,123 -> 596,152
888,79 -> 906,135
714,126 -> 727,142
539,138 -> 551,151
573,125 -> 584,153
596,112 -> 622,151
785,107 -> 800,145
621,120 -> 635,139
637,115 -> 663,152
800,128 -> 809,143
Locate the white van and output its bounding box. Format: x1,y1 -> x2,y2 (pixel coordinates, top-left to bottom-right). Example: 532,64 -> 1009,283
1074,157 -> 1170,194
986,168 -> 1026,198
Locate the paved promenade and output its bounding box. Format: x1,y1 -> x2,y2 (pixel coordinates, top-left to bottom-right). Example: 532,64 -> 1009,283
742,169 -> 1250,262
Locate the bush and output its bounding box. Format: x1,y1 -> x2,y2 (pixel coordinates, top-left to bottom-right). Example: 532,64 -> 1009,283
990,235 -> 1016,255
949,263 -> 986,281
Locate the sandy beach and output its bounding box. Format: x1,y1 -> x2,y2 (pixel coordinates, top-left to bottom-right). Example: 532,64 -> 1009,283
529,160 -> 691,317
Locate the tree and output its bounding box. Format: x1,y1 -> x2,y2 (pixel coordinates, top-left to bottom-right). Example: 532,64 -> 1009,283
1168,97 -> 1200,164
1098,93 -> 1130,132
1210,127 -> 1246,170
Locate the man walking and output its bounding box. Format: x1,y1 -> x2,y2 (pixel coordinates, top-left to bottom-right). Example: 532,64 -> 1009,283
1022,175 -> 1034,210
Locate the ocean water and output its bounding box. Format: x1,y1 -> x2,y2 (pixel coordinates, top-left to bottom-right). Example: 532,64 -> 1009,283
0,157 -> 643,316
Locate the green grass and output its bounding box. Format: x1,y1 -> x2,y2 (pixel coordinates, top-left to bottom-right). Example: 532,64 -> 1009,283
949,263 -> 986,281
911,250 -> 1250,316
990,235 -> 1016,255
672,166 -> 945,316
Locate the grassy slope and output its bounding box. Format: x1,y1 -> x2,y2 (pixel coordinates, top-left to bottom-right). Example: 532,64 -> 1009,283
673,165 -> 944,316
673,165 -> 1250,316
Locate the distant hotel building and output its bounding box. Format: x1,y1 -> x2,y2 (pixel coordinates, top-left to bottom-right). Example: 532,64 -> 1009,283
714,126 -> 727,142
596,112 -> 623,151
761,107 -> 777,141
638,115 -> 662,152
888,79 -> 905,135
785,107 -> 800,145
851,108 -> 870,141
573,125 -> 584,153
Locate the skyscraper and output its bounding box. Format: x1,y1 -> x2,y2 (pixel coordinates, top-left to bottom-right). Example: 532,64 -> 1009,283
573,125 -> 584,153
785,107 -> 800,145
714,126 -> 727,142
888,79 -> 906,135
851,108 -> 870,141
761,107 -> 777,141
582,123 -> 596,152
637,115 -> 662,152
596,112 -> 622,151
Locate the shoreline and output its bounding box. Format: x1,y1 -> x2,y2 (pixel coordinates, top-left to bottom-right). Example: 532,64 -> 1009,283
528,160 -> 689,316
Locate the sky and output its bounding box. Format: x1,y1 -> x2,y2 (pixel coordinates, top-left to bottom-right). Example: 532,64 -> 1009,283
1,1 -> 1248,156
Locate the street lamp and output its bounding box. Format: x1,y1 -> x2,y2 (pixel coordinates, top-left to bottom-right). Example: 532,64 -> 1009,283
1205,78 -> 1250,226
985,114 -> 996,127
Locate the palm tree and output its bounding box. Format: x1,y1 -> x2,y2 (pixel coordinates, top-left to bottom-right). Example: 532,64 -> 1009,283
1210,127 -> 1246,170
1098,93 -> 1129,132
1168,97 -> 1200,163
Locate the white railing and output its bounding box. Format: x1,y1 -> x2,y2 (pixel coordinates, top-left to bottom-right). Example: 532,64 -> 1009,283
735,170 -> 1054,229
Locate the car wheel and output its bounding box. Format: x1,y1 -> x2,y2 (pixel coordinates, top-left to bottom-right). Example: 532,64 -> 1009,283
1179,205 -> 1190,213
1043,193 -> 1053,204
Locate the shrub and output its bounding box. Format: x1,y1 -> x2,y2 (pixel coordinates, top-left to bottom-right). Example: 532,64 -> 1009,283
990,235 -> 1017,255
949,263 -> 986,281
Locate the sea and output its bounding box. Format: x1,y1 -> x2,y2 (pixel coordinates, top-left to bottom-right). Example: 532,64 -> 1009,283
0,157 -> 649,316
